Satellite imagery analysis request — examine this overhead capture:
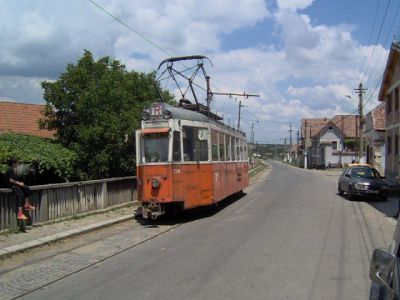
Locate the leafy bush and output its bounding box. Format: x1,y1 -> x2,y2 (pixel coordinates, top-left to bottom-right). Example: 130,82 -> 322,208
0,133 -> 77,181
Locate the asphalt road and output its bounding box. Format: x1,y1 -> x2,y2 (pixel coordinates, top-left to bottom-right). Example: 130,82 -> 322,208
4,160 -> 398,300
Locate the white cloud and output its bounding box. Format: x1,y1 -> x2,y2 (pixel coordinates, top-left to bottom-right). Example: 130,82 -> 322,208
202,5 -> 389,140
276,0 -> 315,11
0,0 -> 391,141
287,84 -> 353,109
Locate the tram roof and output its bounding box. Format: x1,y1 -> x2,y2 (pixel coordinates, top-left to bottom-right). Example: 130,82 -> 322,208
162,103 -> 246,137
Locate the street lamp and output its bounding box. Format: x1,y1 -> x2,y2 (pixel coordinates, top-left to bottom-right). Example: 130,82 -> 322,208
345,94 -> 358,104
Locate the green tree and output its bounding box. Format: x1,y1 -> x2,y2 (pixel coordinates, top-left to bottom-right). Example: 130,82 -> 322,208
40,50 -> 174,179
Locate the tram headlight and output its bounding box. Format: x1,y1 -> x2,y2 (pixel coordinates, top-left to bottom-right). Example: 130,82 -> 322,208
163,110 -> 172,119
142,111 -> 150,120
152,178 -> 160,189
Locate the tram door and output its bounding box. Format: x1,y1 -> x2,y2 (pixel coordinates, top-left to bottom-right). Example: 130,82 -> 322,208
179,126 -> 212,208
171,130 -> 185,203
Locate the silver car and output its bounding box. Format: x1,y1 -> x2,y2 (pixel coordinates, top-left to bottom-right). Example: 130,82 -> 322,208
369,218 -> 400,299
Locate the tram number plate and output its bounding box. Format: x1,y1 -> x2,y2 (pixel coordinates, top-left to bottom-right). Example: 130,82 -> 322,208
173,169 -> 181,174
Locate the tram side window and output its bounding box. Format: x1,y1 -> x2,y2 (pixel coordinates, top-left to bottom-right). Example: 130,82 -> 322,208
211,130 -> 219,161
244,142 -> 248,160
231,137 -> 236,161
183,126 -> 209,161
219,133 -> 225,161
238,139 -> 242,161
173,131 -> 181,162
226,136 -> 231,161
236,138 -> 240,161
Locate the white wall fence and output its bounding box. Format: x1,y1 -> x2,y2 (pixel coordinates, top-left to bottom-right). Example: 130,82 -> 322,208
0,177 -> 136,231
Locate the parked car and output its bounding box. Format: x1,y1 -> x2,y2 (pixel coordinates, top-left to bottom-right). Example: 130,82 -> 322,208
338,164 -> 389,201
369,219 -> 400,299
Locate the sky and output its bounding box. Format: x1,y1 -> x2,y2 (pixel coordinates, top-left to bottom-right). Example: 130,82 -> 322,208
0,0 -> 399,143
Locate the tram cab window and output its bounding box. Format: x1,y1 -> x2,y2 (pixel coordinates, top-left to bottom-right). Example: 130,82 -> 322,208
183,126 -> 209,162
173,131 -> 181,162
219,133 -> 225,161
143,133 -> 169,163
211,130 -> 219,161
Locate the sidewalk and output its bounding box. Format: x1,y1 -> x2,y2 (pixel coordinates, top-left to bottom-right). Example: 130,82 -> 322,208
0,203 -> 137,259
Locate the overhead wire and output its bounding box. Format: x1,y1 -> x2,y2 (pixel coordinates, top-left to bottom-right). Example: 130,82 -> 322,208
365,1 -> 400,90
89,0 -> 215,100
89,0 -> 261,131
360,0 -> 391,84
359,0 -> 381,81
88,0 -> 295,139
89,0 -> 250,106
89,0 -> 174,58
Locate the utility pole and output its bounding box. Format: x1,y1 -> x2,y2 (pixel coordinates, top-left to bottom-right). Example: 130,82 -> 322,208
250,123 -> 255,163
354,83 -> 367,163
296,130 -> 300,166
289,122 -> 293,161
237,100 -> 246,131
304,120 -> 308,169
250,123 -> 255,144
284,138 -> 287,161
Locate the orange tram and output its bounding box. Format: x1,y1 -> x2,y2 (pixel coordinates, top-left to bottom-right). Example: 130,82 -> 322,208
136,101 -> 249,219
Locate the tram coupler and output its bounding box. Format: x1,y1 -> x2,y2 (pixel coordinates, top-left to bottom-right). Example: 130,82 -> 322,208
138,201 -> 164,220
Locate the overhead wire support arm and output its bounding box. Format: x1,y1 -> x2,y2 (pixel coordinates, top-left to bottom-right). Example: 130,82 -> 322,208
210,91 -> 260,98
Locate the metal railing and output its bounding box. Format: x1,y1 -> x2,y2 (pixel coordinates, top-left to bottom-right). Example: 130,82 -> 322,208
0,177 -> 136,230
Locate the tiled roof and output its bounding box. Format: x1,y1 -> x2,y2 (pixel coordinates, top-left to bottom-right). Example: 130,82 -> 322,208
379,41 -> 400,101
301,118 -> 329,138
371,103 -> 385,131
330,115 -> 359,138
288,143 -> 300,152
0,101 -> 55,138
301,115 -> 359,139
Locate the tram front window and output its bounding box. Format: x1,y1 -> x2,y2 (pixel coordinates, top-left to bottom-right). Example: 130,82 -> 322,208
143,133 -> 169,163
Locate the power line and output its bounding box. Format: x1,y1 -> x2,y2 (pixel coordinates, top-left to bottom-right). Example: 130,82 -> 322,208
89,0 -> 256,111
365,1 -> 400,89
89,0 -> 174,58
360,0 -> 391,83
359,0 -> 381,79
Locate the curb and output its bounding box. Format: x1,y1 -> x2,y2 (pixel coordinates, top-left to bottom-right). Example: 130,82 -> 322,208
249,162 -> 269,176
0,211 -> 137,260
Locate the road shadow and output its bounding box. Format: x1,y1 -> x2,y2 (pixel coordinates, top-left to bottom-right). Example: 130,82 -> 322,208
136,192 -> 247,227
366,197 -> 400,219
337,192 -> 399,219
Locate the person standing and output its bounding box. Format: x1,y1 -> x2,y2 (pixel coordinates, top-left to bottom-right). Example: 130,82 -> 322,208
5,158 -> 35,220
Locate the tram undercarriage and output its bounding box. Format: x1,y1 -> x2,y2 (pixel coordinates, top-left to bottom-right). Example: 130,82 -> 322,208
138,201 -> 184,220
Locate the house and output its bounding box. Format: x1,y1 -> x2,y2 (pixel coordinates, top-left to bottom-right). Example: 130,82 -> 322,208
301,115 -> 359,169
378,41 -> 400,183
0,101 -> 54,139
285,143 -> 300,164
364,103 -> 385,174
